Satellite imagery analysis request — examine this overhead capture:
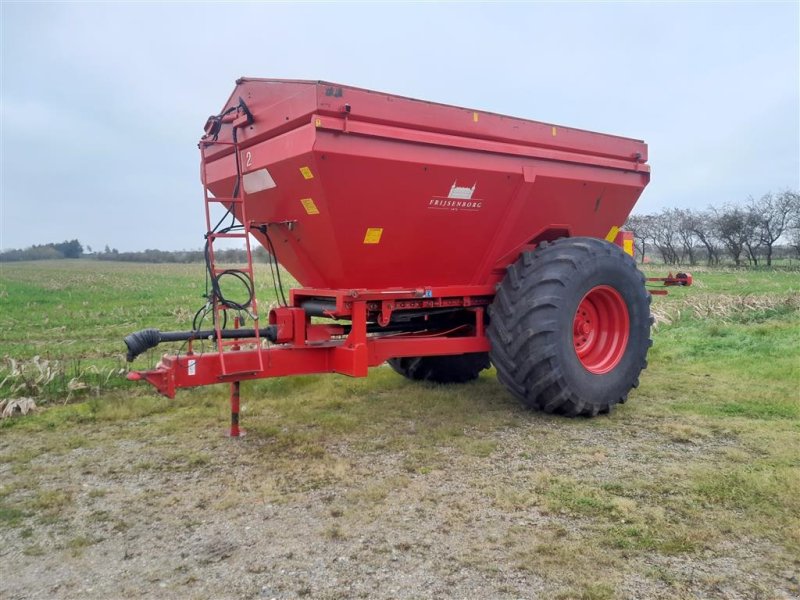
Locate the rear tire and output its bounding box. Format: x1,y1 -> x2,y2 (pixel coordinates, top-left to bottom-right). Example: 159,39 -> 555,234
488,237 -> 652,416
387,353 -> 490,384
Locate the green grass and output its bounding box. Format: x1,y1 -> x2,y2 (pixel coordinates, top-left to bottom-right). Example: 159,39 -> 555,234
0,260 -> 798,597
0,260 -> 292,401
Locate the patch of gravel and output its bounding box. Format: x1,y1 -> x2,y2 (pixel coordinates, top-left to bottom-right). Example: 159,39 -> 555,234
0,414 -> 795,600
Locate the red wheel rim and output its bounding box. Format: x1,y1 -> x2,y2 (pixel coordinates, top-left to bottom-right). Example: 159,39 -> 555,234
573,285 -> 629,374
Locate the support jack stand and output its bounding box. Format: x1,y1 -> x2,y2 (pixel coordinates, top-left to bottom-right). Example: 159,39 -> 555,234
228,381 -> 245,438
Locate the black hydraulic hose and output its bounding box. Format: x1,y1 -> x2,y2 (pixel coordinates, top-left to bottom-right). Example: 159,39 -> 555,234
124,326 -> 278,362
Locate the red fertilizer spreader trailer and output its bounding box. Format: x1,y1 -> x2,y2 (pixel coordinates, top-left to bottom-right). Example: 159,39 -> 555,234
125,79 -> 689,434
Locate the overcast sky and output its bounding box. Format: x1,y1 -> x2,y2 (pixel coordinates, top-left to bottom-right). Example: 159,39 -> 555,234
2,1 -> 798,252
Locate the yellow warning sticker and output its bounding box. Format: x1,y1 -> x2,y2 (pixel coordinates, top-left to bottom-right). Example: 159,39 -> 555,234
552,126 -> 557,137
299,166 -> 314,179
605,226 -> 620,242
623,239 -> 634,256
314,118 -> 322,128
363,227 -> 383,244
473,112 -> 479,122
300,198 -> 319,215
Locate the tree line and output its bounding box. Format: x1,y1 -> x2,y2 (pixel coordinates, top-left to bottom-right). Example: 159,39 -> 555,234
0,241 -> 273,264
0,239 -> 83,262
92,247 -> 273,263
625,190 -> 799,266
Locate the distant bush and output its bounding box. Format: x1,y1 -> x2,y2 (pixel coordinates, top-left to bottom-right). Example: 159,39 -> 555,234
94,247 -> 272,263
53,239 -> 83,259
96,249 -> 204,263
0,241 -> 274,264
0,241 -> 80,262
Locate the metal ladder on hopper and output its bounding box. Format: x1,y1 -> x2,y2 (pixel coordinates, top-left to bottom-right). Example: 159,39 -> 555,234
199,136 -> 264,377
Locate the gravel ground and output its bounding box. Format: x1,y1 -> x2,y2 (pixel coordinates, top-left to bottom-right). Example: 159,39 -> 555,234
1,403 -> 797,600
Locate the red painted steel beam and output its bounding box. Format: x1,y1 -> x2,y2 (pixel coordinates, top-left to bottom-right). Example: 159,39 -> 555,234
130,333 -> 490,399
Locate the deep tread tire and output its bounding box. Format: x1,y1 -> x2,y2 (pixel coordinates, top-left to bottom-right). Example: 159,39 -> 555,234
388,353 -> 490,384
488,237 -> 652,416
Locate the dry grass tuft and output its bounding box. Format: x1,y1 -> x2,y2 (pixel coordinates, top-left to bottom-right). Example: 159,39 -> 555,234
0,397 -> 37,418
1,356 -> 57,397
0,355 -> 125,404
651,292 -> 799,327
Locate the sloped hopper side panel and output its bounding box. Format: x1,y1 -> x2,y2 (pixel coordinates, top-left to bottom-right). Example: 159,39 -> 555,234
204,83 -> 648,290
206,126 -> 647,289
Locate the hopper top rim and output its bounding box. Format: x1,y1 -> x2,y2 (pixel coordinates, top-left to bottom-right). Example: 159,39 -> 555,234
231,77 -> 646,145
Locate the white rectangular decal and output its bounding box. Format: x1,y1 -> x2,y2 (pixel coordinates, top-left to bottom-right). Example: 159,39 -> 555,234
243,168 -> 277,194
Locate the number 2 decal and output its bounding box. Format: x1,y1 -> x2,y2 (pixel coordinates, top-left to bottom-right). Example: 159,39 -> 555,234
244,151 -> 253,168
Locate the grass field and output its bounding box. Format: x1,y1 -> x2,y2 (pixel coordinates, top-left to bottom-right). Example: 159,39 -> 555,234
1,260 -> 798,599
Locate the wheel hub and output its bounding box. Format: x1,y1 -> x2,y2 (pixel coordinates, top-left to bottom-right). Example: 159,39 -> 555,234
573,285 -> 630,374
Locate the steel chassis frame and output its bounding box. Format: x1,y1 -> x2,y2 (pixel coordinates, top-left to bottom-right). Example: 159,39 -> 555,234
129,286 -> 494,434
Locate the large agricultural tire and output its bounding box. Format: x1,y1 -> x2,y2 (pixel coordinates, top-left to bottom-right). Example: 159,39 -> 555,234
488,237 -> 652,417
387,353 -> 490,384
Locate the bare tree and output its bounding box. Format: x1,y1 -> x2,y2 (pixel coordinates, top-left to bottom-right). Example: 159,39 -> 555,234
625,214 -> 655,264
651,210 -> 681,265
742,205 -> 762,266
684,208 -> 721,265
673,208 -> 698,265
750,191 -> 800,266
791,226 -> 800,259
712,205 -> 751,266
788,194 -> 800,259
